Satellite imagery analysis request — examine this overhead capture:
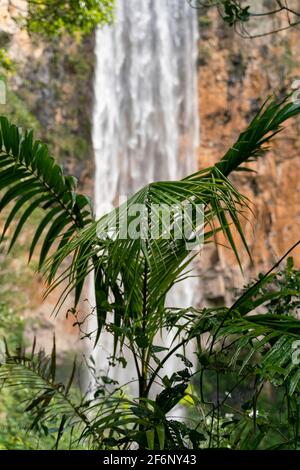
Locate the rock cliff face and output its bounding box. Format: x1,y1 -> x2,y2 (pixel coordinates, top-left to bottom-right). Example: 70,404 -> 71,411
0,1 -> 95,355
197,8 -> 300,306
0,0 -> 95,193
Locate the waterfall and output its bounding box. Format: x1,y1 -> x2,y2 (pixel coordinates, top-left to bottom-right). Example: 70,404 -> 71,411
92,0 -> 199,390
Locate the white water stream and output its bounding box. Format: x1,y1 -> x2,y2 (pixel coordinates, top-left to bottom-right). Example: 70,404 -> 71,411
91,0 -> 199,394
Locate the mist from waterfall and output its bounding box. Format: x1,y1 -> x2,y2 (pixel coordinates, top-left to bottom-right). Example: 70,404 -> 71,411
91,0 -> 199,388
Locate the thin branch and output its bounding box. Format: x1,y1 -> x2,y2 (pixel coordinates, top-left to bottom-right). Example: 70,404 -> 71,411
187,0 -> 300,38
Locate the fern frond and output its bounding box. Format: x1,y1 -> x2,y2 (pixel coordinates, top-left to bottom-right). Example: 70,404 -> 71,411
0,339 -> 94,449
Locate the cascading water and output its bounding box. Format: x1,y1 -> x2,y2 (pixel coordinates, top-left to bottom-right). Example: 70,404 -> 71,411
92,0 -> 199,390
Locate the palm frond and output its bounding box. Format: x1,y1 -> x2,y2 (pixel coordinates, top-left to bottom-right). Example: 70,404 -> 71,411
0,117 -> 93,303
209,94 -> 300,177
43,94 -> 300,343
2,94 -> 300,345
45,174 -> 249,342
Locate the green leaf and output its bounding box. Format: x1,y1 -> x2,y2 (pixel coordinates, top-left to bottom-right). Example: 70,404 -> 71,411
1,188 -> 46,240
156,424 -> 165,450
8,195 -> 55,252
38,212 -> 72,268
0,178 -> 41,211
146,429 -> 155,450
29,206 -> 63,261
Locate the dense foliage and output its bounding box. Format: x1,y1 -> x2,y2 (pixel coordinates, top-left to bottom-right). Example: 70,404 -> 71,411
0,94 -> 300,449
12,0 -> 115,36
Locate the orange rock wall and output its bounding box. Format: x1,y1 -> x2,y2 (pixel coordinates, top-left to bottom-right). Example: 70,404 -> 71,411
196,9 -> 300,305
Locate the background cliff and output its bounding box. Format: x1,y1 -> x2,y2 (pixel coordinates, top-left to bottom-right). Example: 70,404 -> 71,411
197,6 -> 300,306
0,0 -> 95,355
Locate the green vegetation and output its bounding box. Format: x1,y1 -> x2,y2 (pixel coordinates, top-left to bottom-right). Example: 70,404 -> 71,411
0,300 -> 86,449
24,0 -> 114,37
0,49 -> 15,73
4,89 -> 40,131
188,258 -> 300,449
0,302 -> 46,449
0,95 -> 300,449
1,0 -> 300,452
193,1 -> 300,38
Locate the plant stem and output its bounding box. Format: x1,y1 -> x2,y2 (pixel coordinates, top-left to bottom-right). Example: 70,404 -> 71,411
139,259 -> 148,400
